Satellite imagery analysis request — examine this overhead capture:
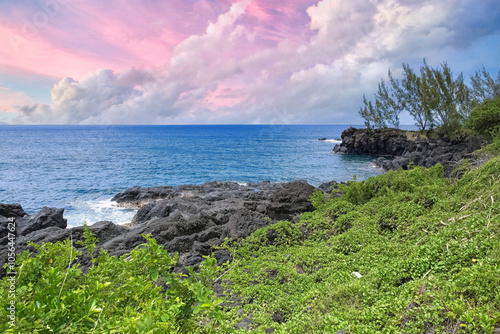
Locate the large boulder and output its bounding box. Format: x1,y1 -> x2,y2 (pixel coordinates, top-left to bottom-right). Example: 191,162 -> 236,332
111,185 -> 175,207
0,203 -> 28,241
0,203 -> 27,220
104,180 -> 317,271
19,207 -> 67,236
333,127 -> 409,156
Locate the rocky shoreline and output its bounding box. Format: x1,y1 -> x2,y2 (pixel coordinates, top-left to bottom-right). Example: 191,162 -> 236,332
333,127 -> 485,176
2,127 -> 483,277
1,180 -> 347,277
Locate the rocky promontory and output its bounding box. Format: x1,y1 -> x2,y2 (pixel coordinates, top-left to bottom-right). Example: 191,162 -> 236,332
1,180 -> 339,277
333,127 -> 484,175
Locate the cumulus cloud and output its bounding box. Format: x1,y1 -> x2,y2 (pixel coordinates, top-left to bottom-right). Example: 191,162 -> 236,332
13,0 -> 500,125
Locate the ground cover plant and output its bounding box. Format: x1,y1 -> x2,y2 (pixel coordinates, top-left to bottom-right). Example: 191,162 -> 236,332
1,231 -> 222,333
215,157 -> 500,333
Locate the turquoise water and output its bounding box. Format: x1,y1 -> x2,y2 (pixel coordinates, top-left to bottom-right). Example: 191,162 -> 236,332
0,125 -> 387,226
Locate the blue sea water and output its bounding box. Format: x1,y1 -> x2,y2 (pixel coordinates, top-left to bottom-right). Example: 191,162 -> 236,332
1,125 -> 395,226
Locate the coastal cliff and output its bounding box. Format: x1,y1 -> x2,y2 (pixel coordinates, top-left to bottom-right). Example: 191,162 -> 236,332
333,127 -> 484,176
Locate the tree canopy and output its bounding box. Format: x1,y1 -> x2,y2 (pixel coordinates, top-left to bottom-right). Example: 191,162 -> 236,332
359,60 -> 499,135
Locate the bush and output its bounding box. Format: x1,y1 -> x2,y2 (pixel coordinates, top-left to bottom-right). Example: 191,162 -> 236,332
466,97 -> 500,137
1,234 -> 222,333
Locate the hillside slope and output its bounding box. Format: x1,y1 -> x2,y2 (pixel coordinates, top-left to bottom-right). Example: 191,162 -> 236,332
216,157 -> 500,333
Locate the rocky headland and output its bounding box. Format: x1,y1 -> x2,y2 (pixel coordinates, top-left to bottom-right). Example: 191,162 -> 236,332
1,180 -> 349,277
333,127 -> 484,176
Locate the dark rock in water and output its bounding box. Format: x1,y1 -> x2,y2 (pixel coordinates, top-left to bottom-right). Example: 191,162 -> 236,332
318,138 -> 327,141
333,127 -> 484,177
111,185 -> 175,207
0,179 -> 318,277
333,144 -> 347,153
333,127 -> 409,156
19,207 -> 67,236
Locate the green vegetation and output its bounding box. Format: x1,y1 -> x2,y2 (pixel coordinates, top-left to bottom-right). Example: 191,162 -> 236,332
470,67 -> 500,102
360,60 -> 500,135
466,98 -> 500,139
3,153 -> 499,333
210,158 -> 500,333
1,234 -> 222,333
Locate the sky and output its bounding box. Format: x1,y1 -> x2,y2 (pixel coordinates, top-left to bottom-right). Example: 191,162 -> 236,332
0,0 -> 499,125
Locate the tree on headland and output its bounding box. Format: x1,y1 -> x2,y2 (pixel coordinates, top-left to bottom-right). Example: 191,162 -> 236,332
374,70 -> 404,129
470,67 -> 500,102
359,70 -> 403,129
359,60 -> 482,135
359,94 -> 374,129
359,94 -> 387,128
402,62 -> 434,131
423,61 -> 473,134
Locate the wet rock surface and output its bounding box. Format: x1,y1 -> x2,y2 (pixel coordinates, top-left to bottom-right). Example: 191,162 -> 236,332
0,180 -> 321,277
333,127 -> 484,176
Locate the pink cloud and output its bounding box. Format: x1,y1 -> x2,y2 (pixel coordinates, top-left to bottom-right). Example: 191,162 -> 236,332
0,0 -> 320,80
0,88 -> 34,113
1,0 -> 499,125
204,83 -> 245,108
0,0 -> 237,80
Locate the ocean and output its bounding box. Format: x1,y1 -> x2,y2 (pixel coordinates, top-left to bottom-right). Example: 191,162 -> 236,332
0,125 -> 395,226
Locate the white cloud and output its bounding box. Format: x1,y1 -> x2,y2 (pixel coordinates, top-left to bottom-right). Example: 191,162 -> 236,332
14,0 -> 500,125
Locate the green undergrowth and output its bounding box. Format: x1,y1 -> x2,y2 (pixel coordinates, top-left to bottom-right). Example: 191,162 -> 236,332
216,157 -> 500,333
1,233 -> 222,333
1,156 -> 499,333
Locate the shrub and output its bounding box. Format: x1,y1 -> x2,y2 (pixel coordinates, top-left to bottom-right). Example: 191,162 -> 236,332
1,234 -> 222,333
466,97 -> 500,138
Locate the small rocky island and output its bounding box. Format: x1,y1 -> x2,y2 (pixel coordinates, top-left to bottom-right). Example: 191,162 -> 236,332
333,127 -> 484,176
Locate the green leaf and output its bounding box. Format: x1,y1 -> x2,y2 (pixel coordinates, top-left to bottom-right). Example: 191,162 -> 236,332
51,322 -> 67,332
150,269 -> 159,281
81,319 -> 96,328
143,314 -> 154,330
